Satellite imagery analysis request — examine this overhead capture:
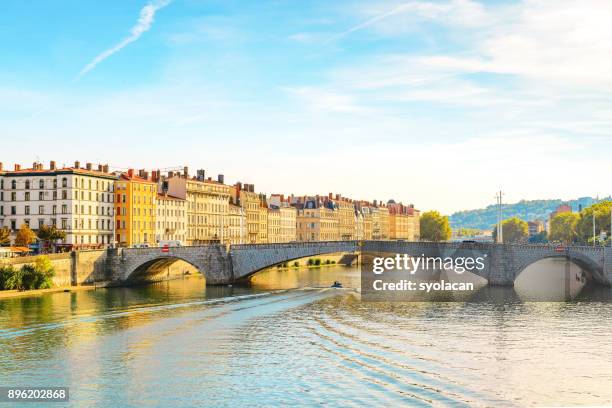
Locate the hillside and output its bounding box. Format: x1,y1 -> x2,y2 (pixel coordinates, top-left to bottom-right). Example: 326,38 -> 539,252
450,197 -> 606,230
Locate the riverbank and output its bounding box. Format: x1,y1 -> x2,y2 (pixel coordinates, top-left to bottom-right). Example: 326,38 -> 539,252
0,284 -> 97,300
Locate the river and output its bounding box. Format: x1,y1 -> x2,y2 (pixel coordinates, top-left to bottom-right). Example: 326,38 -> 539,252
1,260 -> 612,407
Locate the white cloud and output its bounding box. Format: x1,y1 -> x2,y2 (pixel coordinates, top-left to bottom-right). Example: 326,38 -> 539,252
285,87 -> 368,113
77,0 -> 171,78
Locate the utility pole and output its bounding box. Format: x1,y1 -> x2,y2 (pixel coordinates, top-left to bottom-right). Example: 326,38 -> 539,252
495,191 -> 504,244
593,212 -> 596,247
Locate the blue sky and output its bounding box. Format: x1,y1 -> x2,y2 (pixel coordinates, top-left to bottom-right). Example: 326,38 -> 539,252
2,0 -> 612,213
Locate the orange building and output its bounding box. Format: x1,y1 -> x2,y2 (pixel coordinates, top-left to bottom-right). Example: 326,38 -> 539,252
115,170 -> 157,247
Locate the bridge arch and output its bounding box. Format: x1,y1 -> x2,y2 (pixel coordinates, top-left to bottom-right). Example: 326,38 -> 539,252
513,253 -> 605,285
230,241 -> 360,281
126,256 -> 206,282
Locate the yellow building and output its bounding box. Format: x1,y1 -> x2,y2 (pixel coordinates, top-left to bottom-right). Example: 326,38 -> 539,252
269,194 -> 297,243
296,197 -> 339,242
355,210 -> 364,240
234,183 -> 260,244
258,196 -> 268,243
378,204 -> 390,240
327,194 -> 356,240
358,205 -> 373,240
388,201 -> 420,241
228,202 -> 246,244
166,170 -> 230,245
267,207 -> 281,243
115,170 -> 157,247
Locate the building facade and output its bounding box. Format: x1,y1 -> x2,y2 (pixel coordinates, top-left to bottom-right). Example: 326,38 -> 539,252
115,170 -> 157,247
296,196 -> 339,242
0,161 -> 115,249
166,170 -> 230,245
155,193 -> 187,244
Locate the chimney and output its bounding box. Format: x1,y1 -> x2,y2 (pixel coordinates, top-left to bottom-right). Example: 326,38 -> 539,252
336,194 -> 341,200
86,162 -> 92,170
218,174 -> 224,184
168,171 -> 174,178
197,169 -> 205,181
14,164 -> 21,171
74,161 -> 80,169
328,192 -> 333,199
50,161 -> 56,170
139,169 -> 146,178
236,182 -> 242,191
151,170 -> 158,182
102,164 -> 109,173
97,164 -> 103,171
0,162 -> 3,171
250,184 -> 255,192
128,168 -> 134,178
183,166 -> 189,178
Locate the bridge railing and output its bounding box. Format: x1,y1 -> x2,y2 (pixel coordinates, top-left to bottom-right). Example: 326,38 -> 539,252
230,240 -> 359,250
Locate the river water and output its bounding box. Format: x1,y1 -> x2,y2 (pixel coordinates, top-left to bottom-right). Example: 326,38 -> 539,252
1,260 -> 612,407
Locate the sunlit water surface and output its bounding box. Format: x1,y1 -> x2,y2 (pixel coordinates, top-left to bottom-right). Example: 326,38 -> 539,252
1,260 -> 612,407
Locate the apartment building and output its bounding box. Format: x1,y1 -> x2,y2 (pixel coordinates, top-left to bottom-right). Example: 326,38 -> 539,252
115,170 -> 157,247
166,169 -> 230,245
156,192 -> 187,244
0,161 -> 116,248
269,194 -> 297,243
295,196 -> 339,242
233,183 -> 260,244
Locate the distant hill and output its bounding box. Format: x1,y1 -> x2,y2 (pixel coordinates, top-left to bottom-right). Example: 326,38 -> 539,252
450,197 -> 607,230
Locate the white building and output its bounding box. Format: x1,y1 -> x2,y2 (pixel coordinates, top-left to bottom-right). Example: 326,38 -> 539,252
155,193 -> 187,244
0,161 -> 116,249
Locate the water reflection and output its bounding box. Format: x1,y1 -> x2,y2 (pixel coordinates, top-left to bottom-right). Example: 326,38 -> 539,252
1,264 -> 612,407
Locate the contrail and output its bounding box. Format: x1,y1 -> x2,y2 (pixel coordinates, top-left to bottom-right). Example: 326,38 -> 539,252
324,3 -> 414,44
77,0 -> 171,78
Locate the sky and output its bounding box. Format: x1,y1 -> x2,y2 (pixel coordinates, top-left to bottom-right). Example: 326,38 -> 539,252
1,0 -> 612,214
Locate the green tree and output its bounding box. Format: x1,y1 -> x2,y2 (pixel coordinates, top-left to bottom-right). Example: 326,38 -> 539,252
0,265 -> 18,290
549,212 -> 580,244
493,217 -> 529,243
37,225 -> 66,253
0,227 -> 10,247
15,224 -> 36,247
420,211 -> 452,242
576,201 -> 612,245
0,257 -> 55,291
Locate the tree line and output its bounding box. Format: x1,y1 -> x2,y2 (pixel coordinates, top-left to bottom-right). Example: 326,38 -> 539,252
420,201 -> 612,245
0,224 -> 66,252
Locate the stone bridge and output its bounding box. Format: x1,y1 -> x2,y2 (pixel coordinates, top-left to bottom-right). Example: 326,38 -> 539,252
105,241 -> 612,286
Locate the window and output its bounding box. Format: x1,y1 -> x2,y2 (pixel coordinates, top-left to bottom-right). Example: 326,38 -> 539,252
11,192 -> 16,201
39,180 -> 44,189
52,205 -> 57,214
25,180 -> 30,189
25,205 -> 30,215
61,205 -> 67,214
61,219 -> 67,229
10,220 -> 16,230
25,192 -> 30,200
38,219 -> 44,229
39,192 -> 44,200
62,178 -> 67,188
11,180 -> 16,189
38,205 -> 44,215
53,179 -> 57,188
62,190 -> 67,199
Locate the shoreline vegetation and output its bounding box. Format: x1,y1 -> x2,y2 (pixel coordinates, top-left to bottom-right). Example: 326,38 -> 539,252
0,256 -> 56,292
